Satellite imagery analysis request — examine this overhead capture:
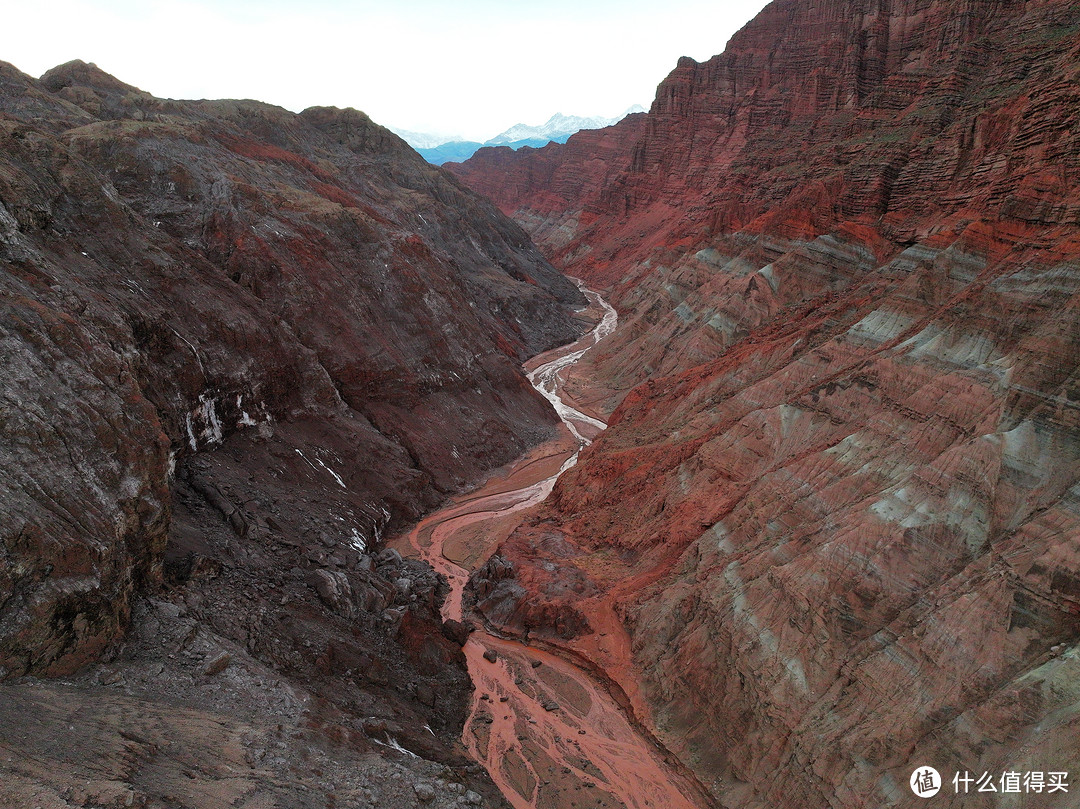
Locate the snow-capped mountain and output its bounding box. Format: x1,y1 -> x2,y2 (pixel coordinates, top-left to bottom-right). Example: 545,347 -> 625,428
395,105 -> 647,165
389,127 -> 467,150
486,106 -> 645,146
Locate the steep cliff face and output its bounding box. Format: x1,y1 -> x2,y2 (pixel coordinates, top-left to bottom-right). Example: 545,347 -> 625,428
455,2 -> 1080,806
453,0 -> 1080,282
0,59 -> 585,805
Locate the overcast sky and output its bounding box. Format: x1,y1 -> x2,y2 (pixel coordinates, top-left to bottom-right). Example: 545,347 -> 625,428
3,0 -> 770,142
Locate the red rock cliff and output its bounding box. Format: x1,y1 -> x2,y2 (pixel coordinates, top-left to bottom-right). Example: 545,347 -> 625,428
453,0 -> 1080,281
456,1 -> 1080,806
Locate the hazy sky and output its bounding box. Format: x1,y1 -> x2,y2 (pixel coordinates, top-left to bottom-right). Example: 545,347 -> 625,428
4,0 -> 770,141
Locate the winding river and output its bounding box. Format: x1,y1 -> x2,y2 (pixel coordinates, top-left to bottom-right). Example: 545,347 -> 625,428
397,287 -> 700,809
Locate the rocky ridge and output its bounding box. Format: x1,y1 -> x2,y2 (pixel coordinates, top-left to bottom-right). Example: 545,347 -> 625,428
453,1 -> 1080,807
0,58 -> 587,807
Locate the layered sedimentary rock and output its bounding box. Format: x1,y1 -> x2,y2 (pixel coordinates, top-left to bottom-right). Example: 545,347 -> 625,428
0,58 -> 585,805
453,0 -> 1080,281
456,2 -> 1080,806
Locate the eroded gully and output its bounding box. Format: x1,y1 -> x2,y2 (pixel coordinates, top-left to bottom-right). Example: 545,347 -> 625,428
392,286 -> 703,809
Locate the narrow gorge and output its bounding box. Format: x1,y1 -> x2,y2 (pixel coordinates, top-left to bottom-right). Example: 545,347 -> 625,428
393,285 -> 713,809
3,0 -> 1080,807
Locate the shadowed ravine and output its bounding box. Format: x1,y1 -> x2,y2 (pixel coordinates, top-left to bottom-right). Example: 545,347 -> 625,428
394,287 -> 703,809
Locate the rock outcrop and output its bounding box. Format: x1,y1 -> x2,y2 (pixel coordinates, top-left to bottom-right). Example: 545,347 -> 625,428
0,58 -> 587,806
455,2 -> 1080,807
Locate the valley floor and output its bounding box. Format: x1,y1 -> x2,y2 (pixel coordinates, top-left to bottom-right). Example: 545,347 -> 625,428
392,288 -> 714,809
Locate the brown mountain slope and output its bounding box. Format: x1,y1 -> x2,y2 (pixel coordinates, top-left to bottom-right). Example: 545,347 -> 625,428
454,1 -> 1080,807
0,59 -> 587,806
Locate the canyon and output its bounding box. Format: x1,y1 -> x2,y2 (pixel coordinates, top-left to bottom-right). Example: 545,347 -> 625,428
394,286 -> 713,809
0,57 -> 588,807
450,0 -> 1080,806
4,0 -> 1080,806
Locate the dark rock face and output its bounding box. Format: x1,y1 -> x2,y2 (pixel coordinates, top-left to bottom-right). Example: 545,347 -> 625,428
451,2 -> 1080,806
0,58 -> 586,806
468,537 -> 595,639
0,58 -> 581,680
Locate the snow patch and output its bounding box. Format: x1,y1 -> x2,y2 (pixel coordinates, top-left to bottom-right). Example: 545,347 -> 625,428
294,448 -> 346,489
184,412 -> 197,451
171,328 -> 205,378
371,735 -> 419,758
181,393 -> 228,451
314,456 -> 346,489
349,529 -> 367,553
201,395 -> 223,444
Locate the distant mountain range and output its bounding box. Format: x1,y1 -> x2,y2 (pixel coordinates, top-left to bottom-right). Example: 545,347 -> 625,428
392,106 -> 646,165
486,109 -> 644,145
387,127 -> 466,150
